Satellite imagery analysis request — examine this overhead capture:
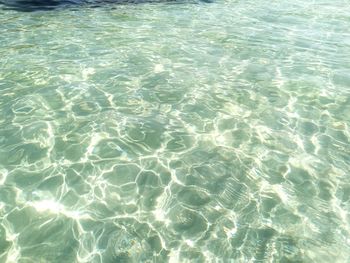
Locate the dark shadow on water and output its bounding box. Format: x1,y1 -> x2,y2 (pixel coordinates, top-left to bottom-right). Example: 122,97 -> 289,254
0,0 -> 212,12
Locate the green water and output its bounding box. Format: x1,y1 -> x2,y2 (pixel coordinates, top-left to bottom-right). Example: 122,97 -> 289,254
0,0 -> 350,262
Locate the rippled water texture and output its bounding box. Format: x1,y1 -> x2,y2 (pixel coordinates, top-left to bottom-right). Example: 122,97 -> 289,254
0,0 -> 350,262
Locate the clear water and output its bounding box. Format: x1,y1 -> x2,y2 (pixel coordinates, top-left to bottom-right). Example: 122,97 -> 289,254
0,0 -> 350,262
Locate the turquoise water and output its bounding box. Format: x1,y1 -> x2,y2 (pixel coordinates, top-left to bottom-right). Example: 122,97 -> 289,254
0,0 -> 350,262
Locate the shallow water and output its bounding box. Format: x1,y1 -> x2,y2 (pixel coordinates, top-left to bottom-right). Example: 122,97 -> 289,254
0,0 -> 350,262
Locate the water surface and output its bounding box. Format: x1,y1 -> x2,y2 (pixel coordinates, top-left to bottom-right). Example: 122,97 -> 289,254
0,0 -> 350,262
